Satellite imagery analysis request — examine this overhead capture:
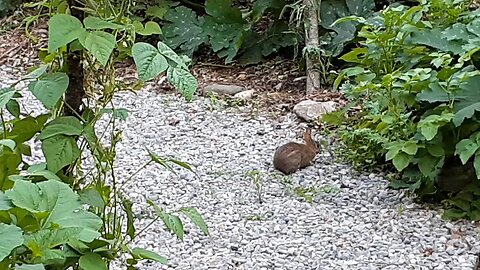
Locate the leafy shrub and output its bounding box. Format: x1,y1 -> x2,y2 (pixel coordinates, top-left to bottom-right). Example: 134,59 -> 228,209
0,0 -> 20,18
328,0 -> 480,219
161,0 -> 299,64
0,11 -> 207,269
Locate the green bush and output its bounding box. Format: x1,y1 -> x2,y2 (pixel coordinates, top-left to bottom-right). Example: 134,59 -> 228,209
0,0 -> 20,17
328,0 -> 480,219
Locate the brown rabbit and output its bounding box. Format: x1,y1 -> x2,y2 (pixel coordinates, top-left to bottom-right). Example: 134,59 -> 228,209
273,128 -> 318,174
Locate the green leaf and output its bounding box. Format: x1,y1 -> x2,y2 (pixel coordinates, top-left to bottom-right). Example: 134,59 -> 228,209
23,64 -> 48,80
131,248 -> 168,264
48,14 -> 84,52
203,0 -> 248,63
29,73 -> 69,109
133,21 -> 162,35
474,154 -> 480,180
392,152 -> 411,171
5,180 -> 102,242
146,5 -> 169,19
179,207 -> 209,235
132,42 -> 168,82
79,253 -> 107,270
0,191 -> 13,210
418,154 -> 439,178
27,163 -> 62,181
100,108 -> 129,121
6,99 -> 20,118
162,6 -> 209,57
442,208 -> 467,220
427,143 -> 445,157
83,16 -> 123,30
149,201 -> 184,240
157,41 -> 187,69
8,114 -> 49,144
385,144 -> 401,161
41,135 -> 81,173
24,227 -> 82,264
401,141 -> 418,155
39,116 -> 83,140
78,31 -> 116,66
0,224 -> 23,262
455,138 -> 479,164
79,188 -> 105,209
0,88 -> 15,109
416,82 -> 450,103
409,28 -> 464,54
167,66 -> 197,101
0,139 -> 16,151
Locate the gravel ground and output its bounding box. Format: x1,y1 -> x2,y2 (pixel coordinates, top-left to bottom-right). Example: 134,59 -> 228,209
2,64 -> 480,270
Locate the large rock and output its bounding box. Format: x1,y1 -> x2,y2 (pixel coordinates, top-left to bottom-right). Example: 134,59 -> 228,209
202,84 -> 245,96
293,100 -> 337,121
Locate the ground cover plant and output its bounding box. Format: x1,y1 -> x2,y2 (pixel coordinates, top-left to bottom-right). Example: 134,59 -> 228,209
327,0 -> 480,219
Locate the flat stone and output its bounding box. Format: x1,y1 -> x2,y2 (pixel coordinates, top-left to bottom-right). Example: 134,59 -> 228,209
202,84 -> 245,96
293,100 -> 337,121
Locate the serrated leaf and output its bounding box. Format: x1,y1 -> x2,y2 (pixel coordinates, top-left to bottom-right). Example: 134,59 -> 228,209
163,6 -> 209,57
131,248 -> 168,264
204,0 -> 248,63
179,207 -> 209,235
5,180 -> 102,242
83,16 -> 123,30
452,76 -> 480,126
167,66 -> 197,101
0,224 -> 23,262
474,154 -> 480,179
41,135 -> 81,173
79,253 -> 107,270
78,31 -> 116,66
48,14 -> 84,52
392,152 -> 411,171
29,73 -> 69,109
39,116 -> 83,140
132,42 -> 168,82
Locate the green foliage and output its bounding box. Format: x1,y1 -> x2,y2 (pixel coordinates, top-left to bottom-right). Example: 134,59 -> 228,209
0,0 -> 20,18
161,0 -> 298,64
328,0 -> 480,218
320,0 -> 376,56
0,1 -> 207,269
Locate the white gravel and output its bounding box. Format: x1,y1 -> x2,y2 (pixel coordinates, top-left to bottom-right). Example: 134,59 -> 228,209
2,64 -> 480,270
